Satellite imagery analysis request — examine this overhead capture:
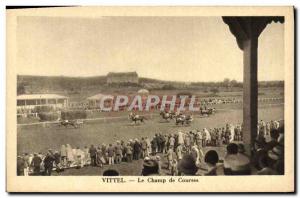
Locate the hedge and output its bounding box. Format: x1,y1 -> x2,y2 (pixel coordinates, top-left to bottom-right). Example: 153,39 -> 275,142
61,110 -> 87,120
33,106 -> 54,113
38,112 -> 59,121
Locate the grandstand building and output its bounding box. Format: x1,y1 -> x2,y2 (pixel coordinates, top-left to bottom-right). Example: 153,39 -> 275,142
17,94 -> 68,111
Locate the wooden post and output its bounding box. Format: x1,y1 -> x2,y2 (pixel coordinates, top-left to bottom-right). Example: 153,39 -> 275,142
242,37 -> 258,148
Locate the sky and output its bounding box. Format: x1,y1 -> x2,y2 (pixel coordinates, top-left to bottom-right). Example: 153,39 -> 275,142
16,16 -> 284,82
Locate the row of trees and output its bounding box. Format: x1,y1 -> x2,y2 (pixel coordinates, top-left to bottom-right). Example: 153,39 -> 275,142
191,78 -> 284,88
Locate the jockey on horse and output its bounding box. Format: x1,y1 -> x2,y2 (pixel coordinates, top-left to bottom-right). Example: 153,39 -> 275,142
129,112 -> 146,124
174,112 -> 193,125
159,109 -> 175,121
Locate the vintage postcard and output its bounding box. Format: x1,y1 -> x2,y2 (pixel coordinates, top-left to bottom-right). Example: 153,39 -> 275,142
6,6 -> 294,192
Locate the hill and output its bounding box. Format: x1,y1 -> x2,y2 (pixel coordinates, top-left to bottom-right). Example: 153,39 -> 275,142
17,75 -> 284,102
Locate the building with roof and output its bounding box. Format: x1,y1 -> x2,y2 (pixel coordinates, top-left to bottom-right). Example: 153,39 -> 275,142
86,93 -> 113,109
137,89 -> 149,95
17,94 -> 68,111
106,72 -> 138,85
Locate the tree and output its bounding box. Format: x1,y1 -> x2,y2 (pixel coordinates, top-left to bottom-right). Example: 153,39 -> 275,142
210,87 -> 219,95
17,84 -> 25,95
230,79 -> 238,87
223,78 -> 230,88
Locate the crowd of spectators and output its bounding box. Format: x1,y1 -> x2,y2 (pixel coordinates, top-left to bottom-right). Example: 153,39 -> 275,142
17,120 -> 283,176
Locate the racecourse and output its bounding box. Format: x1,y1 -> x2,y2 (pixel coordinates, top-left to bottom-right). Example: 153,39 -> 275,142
17,103 -> 284,154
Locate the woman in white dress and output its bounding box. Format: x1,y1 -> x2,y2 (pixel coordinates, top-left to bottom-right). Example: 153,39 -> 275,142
176,144 -> 183,161
178,131 -> 184,145
191,145 -> 201,167
204,128 -> 211,145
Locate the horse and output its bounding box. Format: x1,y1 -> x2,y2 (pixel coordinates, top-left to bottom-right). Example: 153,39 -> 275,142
159,111 -> 175,121
200,108 -> 215,116
129,112 -> 146,124
58,119 -> 83,128
175,114 -> 193,125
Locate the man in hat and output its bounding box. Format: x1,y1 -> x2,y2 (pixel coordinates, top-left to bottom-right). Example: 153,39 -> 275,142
31,153 -> 42,175
268,138 -> 284,175
156,134 -> 162,153
17,156 -> 25,176
89,144 -> 97,166
125,142 -> 133,162
265,129 -> 280,151
141,137 -> 148,158
184,134 -> 191,153
273,120 -> 280,130
160,134 -> 166,154
166,146 -> 175,170
107,143 -> 115,165
53,151 -> 61,170
115,141 -> 122,164
43,149 -> 55,176
257,154 -> 277,175
133,139 -> 141,160
223,143 -> 251,175
141,157 -> 160,176
169,134 -> 175,150
204,150 -> 219,176
177,154 -> 198,176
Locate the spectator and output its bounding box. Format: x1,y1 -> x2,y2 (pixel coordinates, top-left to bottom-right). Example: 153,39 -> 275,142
89,145 -> 97,166
133,139 -> 141,160
151,136 -> 158,155
176,144 -> 183,161
23,153 -> 30,176
125,142 -> 133,162
83,146 -> 90,166
184,134 -> 191,153
171,159 -> 178,176
268,139 -> 284,175
141,157 -> 160,176
60,145 -> 67,167
145,137 -> 152,155
204,150 -> 219,176
31,153 -> 42,175
53,151 -> 61,170
157,134 -> 162,153
141,138 -> 148,158
76,147 -> 84,168
191,145 -> 201,167
43,150 -> 55,176
96,146 -> 104,167
166,146 -> 175,170
115,141 -> 122,164
265,129 -> 280,151
224,143 -> 251,175
177,154 -> 198,176
101,144 -> 107,163
155,156 -> 162,174
66,144 -> 74,167
169,134 -> 175,150
107,144 -> 115,165
160,134 -> 166,154
257,154 -> 277,175
17,156 -> 25,176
